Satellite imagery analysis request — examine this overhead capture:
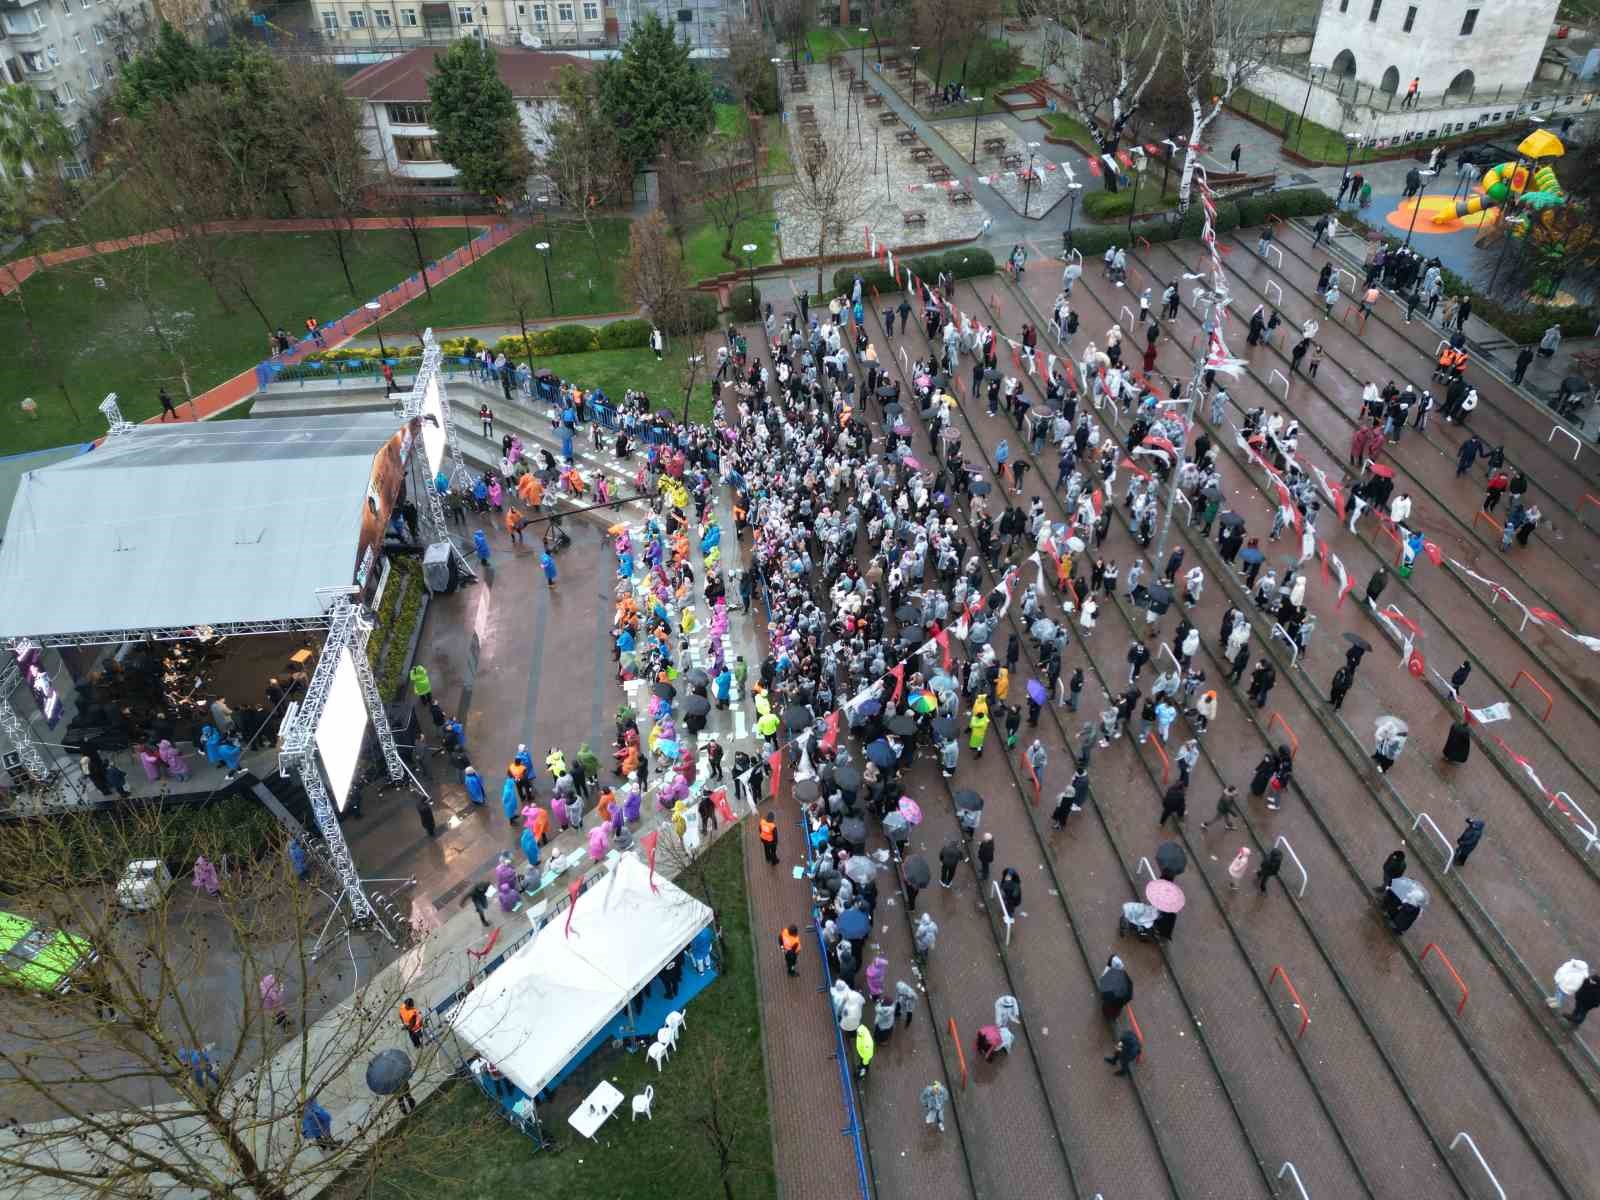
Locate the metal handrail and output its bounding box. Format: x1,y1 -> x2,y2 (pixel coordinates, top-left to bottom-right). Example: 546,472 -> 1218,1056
1273,835 -> 1309,898
1278,1161 -> 1310,1200
991,879 -> 1015,946
1412,812 -> 1455,874
1548,423 -> 1581,462
1450,1131 -> 1506,1200
1268,964 -> 1310,1039
1421,942 -> 1469,1016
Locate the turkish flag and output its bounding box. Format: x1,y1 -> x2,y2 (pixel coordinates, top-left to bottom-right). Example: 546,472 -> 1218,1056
889,662 -> 906,703
563,876 -> 583,937
641,829 -> 661,893
934,627 -> 953,669
820,710 -> 842,752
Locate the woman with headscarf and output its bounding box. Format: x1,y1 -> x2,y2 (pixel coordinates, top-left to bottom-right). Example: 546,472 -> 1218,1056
999,866 -> 1022,914
1442,720 -> 1471,765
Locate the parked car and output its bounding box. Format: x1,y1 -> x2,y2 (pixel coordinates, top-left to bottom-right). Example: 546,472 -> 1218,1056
1455,142 -> 1519,169
0,910 -> 96,994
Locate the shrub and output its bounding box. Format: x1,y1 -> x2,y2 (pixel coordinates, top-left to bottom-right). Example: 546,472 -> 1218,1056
598,318 -> 653,349
675,290 -> 721,334
832,266 -> 899,296
1178,199 -> 1239,239
438,336 -> 485,357
533,324 -> 599,355
51,794 -> 284,881
963,39 -> 1025,92
939,248 -> 994,279
728,282 -> 762,322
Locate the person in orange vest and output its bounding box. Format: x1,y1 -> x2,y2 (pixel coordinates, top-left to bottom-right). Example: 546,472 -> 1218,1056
779,924 -> 802,976
304,316 -> 325,348
759,812 -> 779,865
398,997 -> 423,1048
1402,76 -> 1419,110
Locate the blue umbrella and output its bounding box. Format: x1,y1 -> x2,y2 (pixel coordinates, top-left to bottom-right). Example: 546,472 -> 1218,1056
1240,547 -> 1265,565
365,1049 -> 414,1095
837,908 -> 871,940
856,699 -> 883,717
866,739 -> 898,768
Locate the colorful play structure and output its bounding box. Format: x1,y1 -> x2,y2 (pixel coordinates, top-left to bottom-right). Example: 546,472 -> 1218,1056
1433,129 -> 1569,233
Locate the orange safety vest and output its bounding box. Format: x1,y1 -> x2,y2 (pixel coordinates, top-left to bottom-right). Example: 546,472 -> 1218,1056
759,818 -> 777,844
399,1001 -> 422,1033
1439,349 -> 1453,369
780,929 -> 801,953
1451,349 -> 1469,371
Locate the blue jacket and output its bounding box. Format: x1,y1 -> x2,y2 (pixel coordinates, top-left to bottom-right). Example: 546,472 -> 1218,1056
473,530 -> 491,561
301,1099 -> 333,1141
501,777 -> 519,821
463,769 -> 486,804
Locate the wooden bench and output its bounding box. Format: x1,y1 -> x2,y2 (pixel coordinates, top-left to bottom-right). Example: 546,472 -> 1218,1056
864,92 -> 883,107
983,137 -> 1008,155
1001,152 -> 1024,170
895,130 -> 920,145
909,146 -> 935,163
849,79 -> 867,92
878,110 -> 900,125
949,190 -> 974,205
927,164 -> 952,181
902,210 -> 928,228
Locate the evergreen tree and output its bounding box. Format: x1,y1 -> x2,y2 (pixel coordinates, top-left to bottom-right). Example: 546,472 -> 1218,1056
598,12 -> 714,171
427,39 -> 531,199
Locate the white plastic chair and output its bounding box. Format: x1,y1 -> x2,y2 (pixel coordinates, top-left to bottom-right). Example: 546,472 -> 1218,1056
665,1009 -> 686,1039
647,1041 -> 669,1072
656,1024 -> 677,1053
631,1084 -> 654,1121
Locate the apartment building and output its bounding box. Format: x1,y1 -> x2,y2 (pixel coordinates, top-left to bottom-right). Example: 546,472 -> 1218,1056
0,0 -> 151,175
314,0 -> 613,48
612,0 -> 733,50
344,46 -> 596,191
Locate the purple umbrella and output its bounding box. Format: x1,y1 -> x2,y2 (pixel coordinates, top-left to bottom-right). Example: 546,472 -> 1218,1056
1026,679 -> 1048,704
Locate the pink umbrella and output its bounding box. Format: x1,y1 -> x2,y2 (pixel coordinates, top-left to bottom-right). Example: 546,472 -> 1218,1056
1145,879 -> 1186,913
901,455 -> 922,469
897,796 -> 923,825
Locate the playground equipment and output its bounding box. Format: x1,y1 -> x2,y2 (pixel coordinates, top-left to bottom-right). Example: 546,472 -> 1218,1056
1433,129 -> 1568,229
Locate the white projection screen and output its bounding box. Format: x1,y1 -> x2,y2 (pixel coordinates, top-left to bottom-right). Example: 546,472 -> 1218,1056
314,647 -> 369,812
420,375 -> 447,476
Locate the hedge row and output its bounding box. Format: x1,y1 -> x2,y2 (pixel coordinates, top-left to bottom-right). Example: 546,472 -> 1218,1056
50,794 -> 284,881
831,248 -> 996,297
728,282 -> 762,323
1060,186 -> 1335,257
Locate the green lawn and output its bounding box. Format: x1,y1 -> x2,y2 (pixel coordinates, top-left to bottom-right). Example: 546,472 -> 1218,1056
715,101 -> 747,139
1225,84 -> 1459,165
401,218 -> 633,331
0,227 -> 472,453
682,190 -> 779,282
804,26 -> 875,60
338,833 -> 774,1200
533,345 -> 717,421
1045,113 -> 1098,153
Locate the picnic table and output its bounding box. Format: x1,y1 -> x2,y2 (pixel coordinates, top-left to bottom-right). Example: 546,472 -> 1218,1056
849,79 -> 867,92
909,146 -> 935,163
927,164 -> 953,181
1001,152 -> 1024,170
895,130 -> 920,146
864,92 -> 883,107
949,190 -> 974,205
789,76 -> 808,91
878,110 -> 900,125
902,210 -> 928,228
983,137 -> 1008,155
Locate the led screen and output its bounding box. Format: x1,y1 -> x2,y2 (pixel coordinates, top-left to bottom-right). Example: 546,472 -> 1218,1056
420,375 -> 446,477
314,647 -> 368,813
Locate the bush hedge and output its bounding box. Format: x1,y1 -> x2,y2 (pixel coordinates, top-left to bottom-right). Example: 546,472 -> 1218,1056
829,248 -> 997,297
1057,185 -> 1332,258
599,318 -> 653,349
50,793 -> 284,881
678,290 -> 721,334
728,282 -> 762,322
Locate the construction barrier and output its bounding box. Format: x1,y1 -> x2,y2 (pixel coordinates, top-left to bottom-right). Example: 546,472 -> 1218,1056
1472,508 -> 1503,539
1422,942 -> 1469,1016
949,1017 -> 969,1088
1510,669 -> 1554,721
1144,733 -> 1171,787
1268,964 -> 1311,1039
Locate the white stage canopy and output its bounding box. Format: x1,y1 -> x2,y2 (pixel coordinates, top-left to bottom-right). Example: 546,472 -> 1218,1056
449,853 -> 713,1098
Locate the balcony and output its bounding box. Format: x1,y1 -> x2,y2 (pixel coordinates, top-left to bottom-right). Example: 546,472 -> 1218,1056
21,61 -> 56,84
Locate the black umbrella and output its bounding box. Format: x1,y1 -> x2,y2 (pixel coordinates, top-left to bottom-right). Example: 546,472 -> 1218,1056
876,384 -> 897,399
785,706 -> 815,734
1218,511 -> 1246,529
682,695 -> 711,717
895,604 -> 923,623
1145,583 -> 1172,612
954,789 -> 984,812
984,367 -> 1000,382
834,765 -> 862,790
1098,967 -> 1133,1005
932,716 -> 957,739
365,1049 -> 414,1096
1155,840 -> 1187,877
841,816 -> 868,846
815,867 -> 842,896
866,739 -> 898,768
1202,482 -> 1223,501
795,778 -> 820,800
683,668 -> 710,687
652,682 -> 677,700
903,854 -> 931,888
886,715 -> 917,737
1343,633 -> 1373,652
971,478 -> 993,497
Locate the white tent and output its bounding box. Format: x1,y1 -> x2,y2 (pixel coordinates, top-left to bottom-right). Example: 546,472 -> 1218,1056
449,853 -> 712,1098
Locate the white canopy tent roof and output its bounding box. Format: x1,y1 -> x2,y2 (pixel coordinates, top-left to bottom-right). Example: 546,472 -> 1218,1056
0,415 -> 403,640
449,853 -> 713,1098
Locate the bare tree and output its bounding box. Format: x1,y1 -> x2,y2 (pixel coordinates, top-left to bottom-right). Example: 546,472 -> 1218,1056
655,139 -> 701,256
1047,0 -> 1168,192
491,256 -> 545,379
287,60 -> 378,299
0,177 -> 81,426
698,137 -> 760,272
771,0 -> 809,70
1166,0 -> 1277,210
0,808 -> 472,1199
541,65 -> 628,254
725,14 -> 777,117
379,181 -> 443,304
787,137 -> 870,292
627,210 -> 691,330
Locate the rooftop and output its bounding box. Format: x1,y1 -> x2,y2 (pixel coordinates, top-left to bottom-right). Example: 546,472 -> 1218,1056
343,46 -> 597,104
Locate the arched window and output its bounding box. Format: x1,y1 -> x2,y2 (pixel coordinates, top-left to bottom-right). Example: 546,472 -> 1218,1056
1445,69 -> 1475,99
1380,66 -> 1400,95
1331,49 -> 1357,78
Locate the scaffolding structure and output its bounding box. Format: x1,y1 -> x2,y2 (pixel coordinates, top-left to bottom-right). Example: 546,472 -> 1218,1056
394,327 -> 477,580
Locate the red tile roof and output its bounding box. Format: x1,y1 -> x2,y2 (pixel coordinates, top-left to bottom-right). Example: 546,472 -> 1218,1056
343,46 -> 597,104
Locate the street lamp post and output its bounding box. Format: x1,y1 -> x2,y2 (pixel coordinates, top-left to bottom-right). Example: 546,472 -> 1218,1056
535,240 -> 553,315
873,119 -> 880,174
1127,153 -> 1146,237
1402,168 -> 1438,248
970,96 -> 985,161
910,45 -> 921,106
1022,141 -> 1040,218
859,28 -> 869,77
1295,63 -> 1327,151
742,242 -> 759,310
363,301 -> 388,361
771,55 -> 783,118
1063,181 -> 1083,254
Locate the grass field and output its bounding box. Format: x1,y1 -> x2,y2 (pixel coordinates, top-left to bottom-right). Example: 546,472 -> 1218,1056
532,346 -> 717,422
336,833 -> 774,1200
0,227 -> 473,454
683,190 -> 779,282
401,218 -> 633,331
